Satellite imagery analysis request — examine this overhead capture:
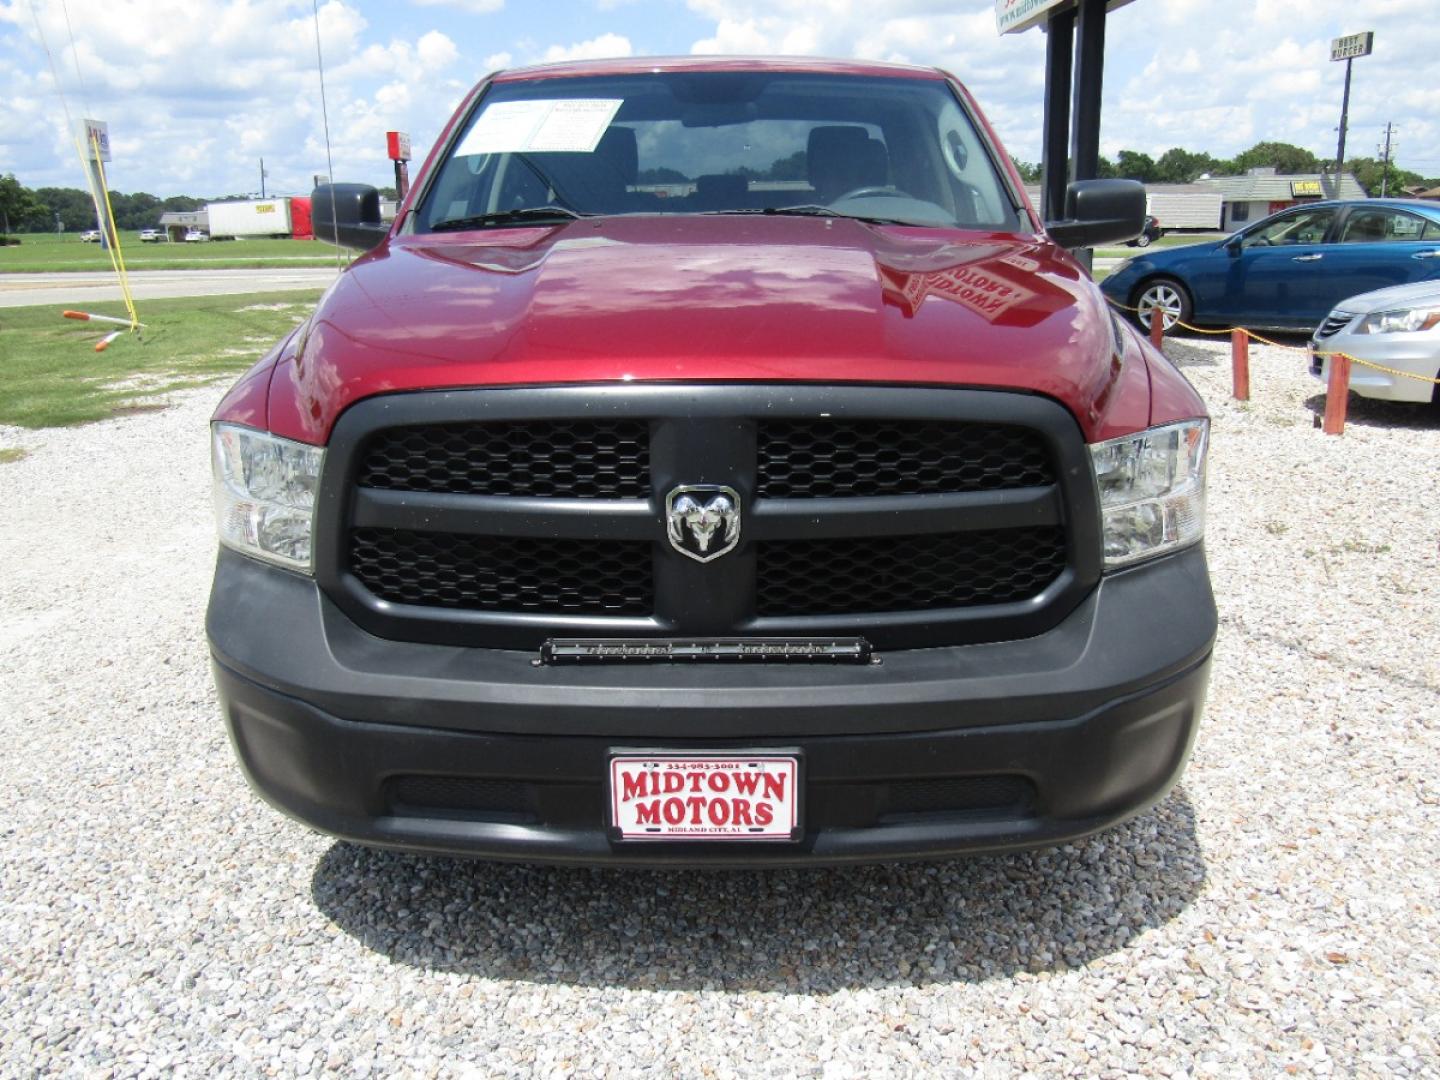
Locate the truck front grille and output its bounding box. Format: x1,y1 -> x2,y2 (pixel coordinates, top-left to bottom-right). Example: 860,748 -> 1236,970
350,529 -> 654,615
359,418 -> 650,498
320,386 -> 1100,650
757,528 -> 1067,616
758,419 -> 1053,497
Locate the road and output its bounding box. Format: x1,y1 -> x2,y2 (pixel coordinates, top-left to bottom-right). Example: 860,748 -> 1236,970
0,267 -> 341,308
0,257 -> 1121,309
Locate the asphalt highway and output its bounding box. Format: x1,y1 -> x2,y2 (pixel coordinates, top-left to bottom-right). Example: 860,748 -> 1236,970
0,267 -> 342,308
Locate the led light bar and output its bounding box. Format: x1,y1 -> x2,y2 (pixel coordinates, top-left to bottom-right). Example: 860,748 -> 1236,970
540,638 -> 874,665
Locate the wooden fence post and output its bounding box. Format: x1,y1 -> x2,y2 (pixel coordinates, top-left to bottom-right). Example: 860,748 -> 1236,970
1149,306 -> 1164,350
1323,354 -> 1351,435
1231,330 -> 1250,401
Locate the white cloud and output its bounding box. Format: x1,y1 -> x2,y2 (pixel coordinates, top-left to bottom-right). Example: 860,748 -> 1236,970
0,0 -> 483,196
410,0 -> 504,12
683,0 -> 1440,173
2,0 -> 1438,199
541,33 -> 633,62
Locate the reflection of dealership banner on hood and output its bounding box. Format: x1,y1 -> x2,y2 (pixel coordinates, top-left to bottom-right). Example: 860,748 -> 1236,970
881,262 -> 1038,322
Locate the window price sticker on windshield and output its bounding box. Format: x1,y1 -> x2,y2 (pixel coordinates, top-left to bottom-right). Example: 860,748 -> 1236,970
457,99 -> 623,156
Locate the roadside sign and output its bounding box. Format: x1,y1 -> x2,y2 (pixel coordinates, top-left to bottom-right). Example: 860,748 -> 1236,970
996,0 -> 1139,35
1330,32 -> 1373,61
996,0 -> 1066,34
79,118 -> 111,162
386,131 -> 412,162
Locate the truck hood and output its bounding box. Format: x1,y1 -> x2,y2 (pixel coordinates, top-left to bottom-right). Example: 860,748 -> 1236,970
273,215 -> 1147,442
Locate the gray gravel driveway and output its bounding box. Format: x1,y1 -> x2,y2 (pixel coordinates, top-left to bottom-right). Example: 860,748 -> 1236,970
1,338 -> 1437,1076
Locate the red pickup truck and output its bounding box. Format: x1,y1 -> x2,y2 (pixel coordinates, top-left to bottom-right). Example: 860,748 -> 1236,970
207,56 -> 1214,866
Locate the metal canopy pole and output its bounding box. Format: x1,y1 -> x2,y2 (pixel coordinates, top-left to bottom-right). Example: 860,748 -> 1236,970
1068,0 -> 1107,271
1069,0 -> 1106,184
1040,8 -> 1075,223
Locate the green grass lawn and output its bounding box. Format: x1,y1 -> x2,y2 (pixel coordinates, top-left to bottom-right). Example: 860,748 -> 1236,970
0,231 -> 351,273
0,290 -> 323,429
1095,232 -> 1224,258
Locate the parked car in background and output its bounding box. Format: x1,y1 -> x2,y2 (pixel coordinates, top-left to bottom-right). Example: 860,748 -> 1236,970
184,229 -> 210,242
139,228 -> 165,242
1102,199 -> 1440,332
1125,215 -> 1163,248
78,229 -> 101,242
1310,280 -> 1440,405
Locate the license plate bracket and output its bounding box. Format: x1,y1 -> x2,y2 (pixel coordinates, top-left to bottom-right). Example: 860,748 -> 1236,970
608,751 -> 802,842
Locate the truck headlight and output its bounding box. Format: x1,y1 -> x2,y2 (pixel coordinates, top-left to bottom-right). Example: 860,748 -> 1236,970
1090,420 -> 1207,568
212,424 -> 324,572
1355,308 -> 1440,335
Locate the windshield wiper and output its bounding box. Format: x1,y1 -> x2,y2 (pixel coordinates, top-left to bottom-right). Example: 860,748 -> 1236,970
705,205 -> 910,226
430,206 -> 590,232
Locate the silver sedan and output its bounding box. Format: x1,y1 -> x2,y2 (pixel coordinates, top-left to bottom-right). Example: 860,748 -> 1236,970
1311,280 -> 1440,404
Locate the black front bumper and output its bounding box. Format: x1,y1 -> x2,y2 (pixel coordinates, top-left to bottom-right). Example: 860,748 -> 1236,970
208,546 -> 1215,867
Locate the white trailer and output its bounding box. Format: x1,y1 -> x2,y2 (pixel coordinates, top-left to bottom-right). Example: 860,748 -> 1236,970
1144,188 -> 1223,231
206,198 -> 294,239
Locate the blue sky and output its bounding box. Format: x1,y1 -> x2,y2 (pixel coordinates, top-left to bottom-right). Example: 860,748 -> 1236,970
2,0 -> 1436,200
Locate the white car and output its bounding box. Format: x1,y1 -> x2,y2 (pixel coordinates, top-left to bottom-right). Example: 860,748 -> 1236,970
1311,280 -> 1440,405
139,228 -> 164,242
184,229 -> 210,242
79,229 -> 102,242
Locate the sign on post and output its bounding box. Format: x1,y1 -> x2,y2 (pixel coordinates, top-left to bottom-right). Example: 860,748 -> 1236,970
996,0 -> 1067,34
387,131 -> 413,202
79,118 -> 111,161
1330,32 -> 1374,61
996,0 -> 1138,35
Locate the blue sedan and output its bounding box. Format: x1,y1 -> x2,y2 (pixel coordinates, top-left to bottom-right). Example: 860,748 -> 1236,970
1101,199 -> 1440,332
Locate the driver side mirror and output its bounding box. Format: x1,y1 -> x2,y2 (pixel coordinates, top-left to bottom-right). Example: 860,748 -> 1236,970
312,183 -> 388,251
1045,179 -> 1145,250
1225,237 -> 1243,257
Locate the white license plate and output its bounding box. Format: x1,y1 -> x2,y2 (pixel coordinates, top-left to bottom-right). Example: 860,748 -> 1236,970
609,753 -> 801,841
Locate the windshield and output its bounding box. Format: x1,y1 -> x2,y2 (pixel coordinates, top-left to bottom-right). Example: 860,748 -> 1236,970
416,71 -> 1024,232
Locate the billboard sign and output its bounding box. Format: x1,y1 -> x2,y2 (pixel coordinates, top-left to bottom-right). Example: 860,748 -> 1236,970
996,0 -> 1138,34
1330,32 -> 1373,61
996,0 -> 1067,34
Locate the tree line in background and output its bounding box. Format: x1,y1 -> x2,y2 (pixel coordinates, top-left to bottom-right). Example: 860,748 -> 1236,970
1008,140 -> 1433,195
3,139 -> 1435,235
0,177 -> 250,235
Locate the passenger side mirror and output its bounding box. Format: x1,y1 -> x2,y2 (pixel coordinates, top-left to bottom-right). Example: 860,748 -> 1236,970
312,183 -> 388,251
1045,179 -> 1146,250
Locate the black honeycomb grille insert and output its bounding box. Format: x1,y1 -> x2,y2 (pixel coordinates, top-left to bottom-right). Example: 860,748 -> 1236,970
757,419 -> 1053,498
350,529 -> 653,615
880,776 -> 1036,819
757,527 -> 1066,616
385,775 -> 534,819
357,419 -> 650,498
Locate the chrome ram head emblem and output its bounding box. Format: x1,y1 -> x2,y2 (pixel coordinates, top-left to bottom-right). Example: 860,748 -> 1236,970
666,485 -> 741,563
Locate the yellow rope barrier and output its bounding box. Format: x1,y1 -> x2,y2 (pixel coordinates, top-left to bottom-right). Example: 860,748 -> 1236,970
1104,297 -> 1440,385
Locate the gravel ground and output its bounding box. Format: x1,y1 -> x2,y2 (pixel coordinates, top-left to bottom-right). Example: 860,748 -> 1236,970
1,338 -> 1437,1078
